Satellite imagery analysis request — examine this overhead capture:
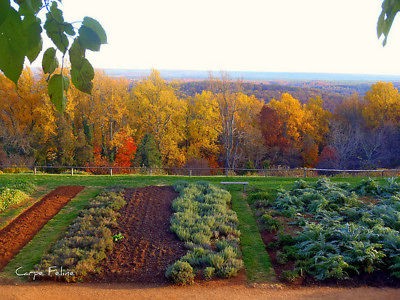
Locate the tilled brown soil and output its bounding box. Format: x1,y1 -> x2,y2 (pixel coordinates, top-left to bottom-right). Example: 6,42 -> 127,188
0,186 -> 84,271
94,186 -> 186,284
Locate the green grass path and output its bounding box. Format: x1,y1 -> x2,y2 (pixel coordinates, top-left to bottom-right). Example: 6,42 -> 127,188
229,187 -> 275,283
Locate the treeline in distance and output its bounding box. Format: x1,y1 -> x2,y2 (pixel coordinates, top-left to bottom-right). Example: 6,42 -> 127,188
1,69 -> 399,172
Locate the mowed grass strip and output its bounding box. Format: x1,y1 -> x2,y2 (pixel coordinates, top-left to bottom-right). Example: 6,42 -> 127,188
0,173 -> 377,190
1,187 -> 100,280
229,187 -> 275,283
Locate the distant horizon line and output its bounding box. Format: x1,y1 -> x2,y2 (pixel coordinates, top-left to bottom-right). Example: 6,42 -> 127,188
99,68 -> 400,82
26,66 -> 400,82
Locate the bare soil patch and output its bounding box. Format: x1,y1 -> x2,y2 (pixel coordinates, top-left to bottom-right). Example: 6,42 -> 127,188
0,186 -> 84,271
93,186 -> 186,284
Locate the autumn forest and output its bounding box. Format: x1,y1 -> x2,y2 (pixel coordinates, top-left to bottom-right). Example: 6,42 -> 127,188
1,68 -> 399,172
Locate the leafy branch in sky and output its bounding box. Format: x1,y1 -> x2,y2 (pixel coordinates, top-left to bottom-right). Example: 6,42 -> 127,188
0,0 -> 107,112
378,0 -> 400,45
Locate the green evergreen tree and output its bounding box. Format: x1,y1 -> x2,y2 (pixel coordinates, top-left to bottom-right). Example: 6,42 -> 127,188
134,133 -> 162,168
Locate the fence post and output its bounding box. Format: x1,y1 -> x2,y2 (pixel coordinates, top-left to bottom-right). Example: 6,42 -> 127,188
189,170 -> 192,177
304,168 -> 307,178
110,168 -> 113,176
34,167 -> 37,175
71,167 -> 74,176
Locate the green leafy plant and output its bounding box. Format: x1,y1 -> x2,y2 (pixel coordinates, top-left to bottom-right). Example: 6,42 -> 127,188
112,233 -> 124,242
260,213 -> 282,232
265,178 -> 400,281
165,260 -> 195,285
203,266 -> 215,280
0,187 -> 29,212
280,269 -> 301,283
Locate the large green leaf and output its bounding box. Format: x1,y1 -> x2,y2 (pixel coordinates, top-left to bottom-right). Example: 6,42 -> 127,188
78,26 -> 101,51
0,0 -> 10,27
69,38 -> 85,68
18,0 -> 43,16
22,14 -> 43,63
43,3 -> 69,53
26,37 -> 42,63
0,7 -> 26,84
49,1 -> 63,23
70,58 -> 94,94
48,74 -> 69,112
42,47 -> 58,74
63,22 -> 75,36
82,17 -> 107,44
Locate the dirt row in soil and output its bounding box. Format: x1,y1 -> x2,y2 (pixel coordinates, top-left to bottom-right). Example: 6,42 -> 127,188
0,186 -> 84,271
94,186 -> 186,284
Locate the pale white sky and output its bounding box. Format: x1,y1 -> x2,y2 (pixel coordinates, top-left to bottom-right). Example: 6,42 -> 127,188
36,0 -> 400,75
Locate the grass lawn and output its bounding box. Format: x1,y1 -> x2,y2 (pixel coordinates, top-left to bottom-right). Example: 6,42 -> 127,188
0,173 -> 378,190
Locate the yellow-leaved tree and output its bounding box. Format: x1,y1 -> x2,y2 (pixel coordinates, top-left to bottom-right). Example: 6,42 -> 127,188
130,70 -> 186,167
185,91 -> 222,161
363,81 -> 400,128
267,93 -> 331,167
0,68 -> 56,164
67,71 -> 131,165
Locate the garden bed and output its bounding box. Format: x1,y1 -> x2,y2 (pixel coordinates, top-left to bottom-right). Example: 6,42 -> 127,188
35,183 -> 243,284
249,178 -> 400,287
0,186 -> 84,270
166,182 -> 243,285
93,186 -> 186,284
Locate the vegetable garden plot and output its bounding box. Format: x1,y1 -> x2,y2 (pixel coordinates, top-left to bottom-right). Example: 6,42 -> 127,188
249,178 -> 400,286
0,186 -> 84,270
36,183 -> 242,284
94,186 -> 186,284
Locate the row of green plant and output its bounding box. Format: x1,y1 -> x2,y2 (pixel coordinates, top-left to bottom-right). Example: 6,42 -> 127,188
251,177 -> 400,283
166,182 -> 243,285
36,189 -> 126,281
0,179 -> 36,213
0,188 -> 29,213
